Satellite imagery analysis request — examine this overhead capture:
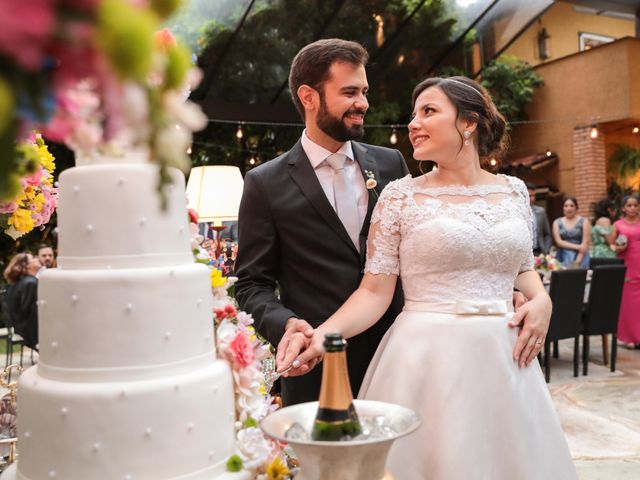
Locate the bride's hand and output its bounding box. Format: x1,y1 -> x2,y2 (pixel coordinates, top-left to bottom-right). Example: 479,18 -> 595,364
277,330 -> 324,377
508,293 -> 552,368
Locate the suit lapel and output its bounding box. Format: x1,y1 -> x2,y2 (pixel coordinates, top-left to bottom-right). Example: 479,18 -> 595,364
287,141 -> 359,255
352,142 -> 381,259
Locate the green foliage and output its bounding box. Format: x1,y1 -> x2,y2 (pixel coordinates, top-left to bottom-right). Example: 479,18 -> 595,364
608,144 -> 640,180
479,55 -> 544,123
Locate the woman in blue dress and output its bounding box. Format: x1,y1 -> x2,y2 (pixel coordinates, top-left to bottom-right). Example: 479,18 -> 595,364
552,196 -> 591,268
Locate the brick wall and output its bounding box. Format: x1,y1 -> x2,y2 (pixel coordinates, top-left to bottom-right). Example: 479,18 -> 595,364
572,126 -> 607,217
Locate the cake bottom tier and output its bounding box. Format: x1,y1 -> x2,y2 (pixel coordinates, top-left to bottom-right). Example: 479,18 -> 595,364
10,360 -> 242,480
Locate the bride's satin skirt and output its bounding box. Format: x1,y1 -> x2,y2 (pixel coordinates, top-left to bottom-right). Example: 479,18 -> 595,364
358,306 -> 578,480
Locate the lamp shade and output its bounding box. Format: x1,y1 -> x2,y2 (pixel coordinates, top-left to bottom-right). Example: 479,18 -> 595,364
186,166 -> 244,225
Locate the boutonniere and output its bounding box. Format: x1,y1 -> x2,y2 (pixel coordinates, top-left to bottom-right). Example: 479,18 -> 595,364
364,170 -> 379,198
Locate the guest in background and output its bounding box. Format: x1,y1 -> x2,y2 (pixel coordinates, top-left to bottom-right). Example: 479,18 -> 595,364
591,198 -> 617,259
611,194 -> 640,348
37,244 -> 56,276
552,196 -> 591,268
526,183 -> 552,255
3,253 -> 41,350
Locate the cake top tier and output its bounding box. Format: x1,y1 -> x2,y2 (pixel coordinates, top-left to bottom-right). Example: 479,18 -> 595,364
57,163 -> 194,270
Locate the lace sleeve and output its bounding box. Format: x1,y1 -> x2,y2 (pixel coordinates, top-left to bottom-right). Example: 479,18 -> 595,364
511,177 -> 534,273
364,179 -> 406,275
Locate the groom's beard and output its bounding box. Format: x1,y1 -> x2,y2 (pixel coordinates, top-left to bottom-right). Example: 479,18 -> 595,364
317,94 -> 366,142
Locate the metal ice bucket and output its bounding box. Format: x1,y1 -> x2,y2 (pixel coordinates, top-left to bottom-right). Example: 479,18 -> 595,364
260,400 -> 420,480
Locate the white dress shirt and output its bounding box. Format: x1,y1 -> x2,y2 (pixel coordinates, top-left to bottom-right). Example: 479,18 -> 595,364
300,130 -> 368,228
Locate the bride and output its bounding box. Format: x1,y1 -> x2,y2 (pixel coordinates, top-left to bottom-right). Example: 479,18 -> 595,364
279,76 -> 577,479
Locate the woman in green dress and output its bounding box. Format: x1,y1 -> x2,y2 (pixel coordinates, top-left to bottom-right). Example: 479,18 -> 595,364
591,198 -> 617,258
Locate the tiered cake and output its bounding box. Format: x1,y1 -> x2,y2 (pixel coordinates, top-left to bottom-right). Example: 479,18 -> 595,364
3,156 -> 246,479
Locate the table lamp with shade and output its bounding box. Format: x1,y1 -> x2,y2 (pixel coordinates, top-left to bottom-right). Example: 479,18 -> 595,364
186,165 -> 244,257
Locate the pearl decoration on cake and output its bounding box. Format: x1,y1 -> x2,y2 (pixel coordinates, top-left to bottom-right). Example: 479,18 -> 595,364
24,431 -> 31,439
196,298 -> 202,308
187,423 -> 194,432
51,341 -> 59,350
144,428 -> 153,438
61,407 -> 69,417
38,299 -> 47,306
169,270 -> 175,277
120,390 -> 127,399
124,475 -> 133,480
92,442 -> 101,453
48,470 -> 56,478
71,294 -> 78,304
86,224 -> 94,233
208,450 -> 215,461
164,331 -> 172,341
178,226 -> 185,235
139,217 -> 147,227
125,303 -> 134,313
174,384 -> 180,392
73,186 -> 80,193
117,177 -> 125,186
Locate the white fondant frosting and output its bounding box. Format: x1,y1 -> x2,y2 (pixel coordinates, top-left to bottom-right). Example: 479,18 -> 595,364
5,162 -> 247,480
56,164 -> 193,270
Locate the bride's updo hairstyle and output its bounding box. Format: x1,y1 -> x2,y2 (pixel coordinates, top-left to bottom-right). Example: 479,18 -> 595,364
411,76 -> 509,162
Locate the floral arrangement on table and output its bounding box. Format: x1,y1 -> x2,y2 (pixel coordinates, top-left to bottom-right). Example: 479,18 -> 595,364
187,211 -> 295,479
534,253 -> 562,272
0,134 -> 58,239
0,0 -> 207,206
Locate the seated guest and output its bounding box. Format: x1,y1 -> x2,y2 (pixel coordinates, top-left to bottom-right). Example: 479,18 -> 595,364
552,196 -> 591,268
3,253 -> 41,350
591,198 -> 617,259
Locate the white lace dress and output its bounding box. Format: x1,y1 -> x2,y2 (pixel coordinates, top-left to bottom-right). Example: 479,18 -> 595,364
360,174 -> 577,480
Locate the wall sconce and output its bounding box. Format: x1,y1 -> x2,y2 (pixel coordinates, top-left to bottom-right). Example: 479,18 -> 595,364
537,28 -> 551,60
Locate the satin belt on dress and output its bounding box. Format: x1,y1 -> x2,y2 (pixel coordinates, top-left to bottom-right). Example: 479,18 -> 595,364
403,299 -> 513,315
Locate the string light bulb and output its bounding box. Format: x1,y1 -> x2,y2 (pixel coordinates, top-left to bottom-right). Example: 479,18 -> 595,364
249,157 -> 256,166
546,148 -> 552,157
389,128 -> 398,145
633,126 -> 639,134
589,124 -> 598,139
186,147 -> 192,155
489,158 -> 497,167
236,124 -> 244,140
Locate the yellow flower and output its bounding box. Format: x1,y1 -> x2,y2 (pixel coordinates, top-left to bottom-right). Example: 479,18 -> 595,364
8,208 -> 34,233
37,144 -> 56,173
33,193 -> 46,212
259,384 -> 266,396
210,268 -> 226,288
265,456 -> 289,480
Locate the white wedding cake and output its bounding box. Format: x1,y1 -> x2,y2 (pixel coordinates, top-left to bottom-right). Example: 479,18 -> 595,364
3,154 -> 248,479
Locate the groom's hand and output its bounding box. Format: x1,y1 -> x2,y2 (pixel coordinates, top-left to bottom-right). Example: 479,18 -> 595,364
276,317 -> 313,372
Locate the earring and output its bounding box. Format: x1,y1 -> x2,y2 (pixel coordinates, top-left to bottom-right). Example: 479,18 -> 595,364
463,130 -> 471,146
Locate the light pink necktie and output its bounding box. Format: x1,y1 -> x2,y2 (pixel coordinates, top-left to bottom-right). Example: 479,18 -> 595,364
326,153 -> 361,252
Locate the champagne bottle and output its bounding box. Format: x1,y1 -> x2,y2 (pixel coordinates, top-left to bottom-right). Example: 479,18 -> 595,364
311,333 -> 362,441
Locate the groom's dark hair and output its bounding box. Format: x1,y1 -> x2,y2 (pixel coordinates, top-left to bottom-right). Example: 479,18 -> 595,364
288,38 -> 368,120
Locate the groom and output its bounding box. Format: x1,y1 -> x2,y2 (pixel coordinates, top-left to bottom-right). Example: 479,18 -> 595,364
234,39 -> 409,406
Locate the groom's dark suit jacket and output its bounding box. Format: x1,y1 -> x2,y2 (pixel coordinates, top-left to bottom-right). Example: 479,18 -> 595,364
235,139 -> 408,405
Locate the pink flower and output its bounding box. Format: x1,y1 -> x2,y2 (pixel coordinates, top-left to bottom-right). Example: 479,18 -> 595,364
229,332 -> 256,368
0,202 -> 18,214
0,0 -> 56,70
24,166 -> 43,186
